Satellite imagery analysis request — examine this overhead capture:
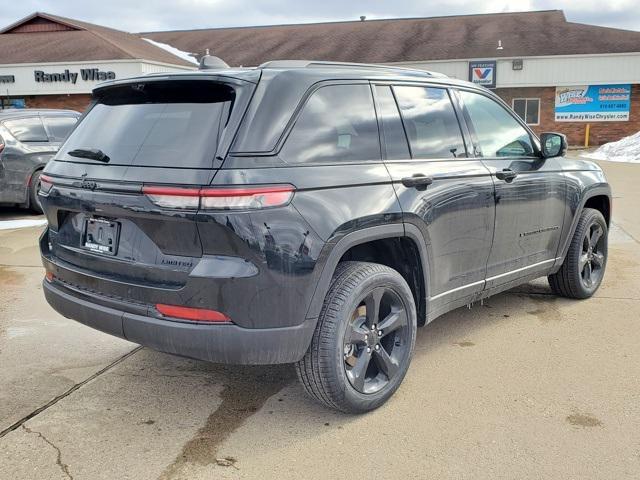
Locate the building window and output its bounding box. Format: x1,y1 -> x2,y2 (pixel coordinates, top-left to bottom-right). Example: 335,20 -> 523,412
512,98 -> 540,125
1,98 -> 26,109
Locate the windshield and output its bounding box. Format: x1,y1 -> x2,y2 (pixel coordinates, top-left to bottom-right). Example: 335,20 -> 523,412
58,80 -> 235,169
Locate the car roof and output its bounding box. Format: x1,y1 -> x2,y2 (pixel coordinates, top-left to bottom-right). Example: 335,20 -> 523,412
93,60 -> 481,91
0,108 -> 80,119
259,60 -> 449,79
91,60 -> 489,154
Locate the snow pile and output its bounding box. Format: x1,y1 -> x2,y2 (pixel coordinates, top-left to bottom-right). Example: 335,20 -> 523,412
0,219 -> 47,231
582,131 -> 640,163
142,38 -> 199,65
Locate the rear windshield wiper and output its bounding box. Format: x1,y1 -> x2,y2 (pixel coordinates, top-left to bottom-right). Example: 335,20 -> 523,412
67,148 -> 110,163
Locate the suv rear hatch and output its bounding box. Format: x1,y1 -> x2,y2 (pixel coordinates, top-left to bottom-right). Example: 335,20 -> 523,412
40,74 -> 258,292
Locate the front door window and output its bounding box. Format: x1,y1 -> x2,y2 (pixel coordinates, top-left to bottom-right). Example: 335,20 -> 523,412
459,91 -> 535,158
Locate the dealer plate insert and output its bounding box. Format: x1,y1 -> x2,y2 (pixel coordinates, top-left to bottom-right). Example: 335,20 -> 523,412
83,217 -> 120,255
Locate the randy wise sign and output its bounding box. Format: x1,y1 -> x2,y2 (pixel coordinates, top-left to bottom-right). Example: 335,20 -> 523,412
34,68 -> 116,84
0,60 -> 193,96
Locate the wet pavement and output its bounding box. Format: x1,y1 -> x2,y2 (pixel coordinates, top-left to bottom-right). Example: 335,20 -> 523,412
1,160 -> 639,479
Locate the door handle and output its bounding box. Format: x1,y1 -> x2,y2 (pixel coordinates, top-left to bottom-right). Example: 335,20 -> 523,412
401,174 -> 433,191
495,168 -> 518,182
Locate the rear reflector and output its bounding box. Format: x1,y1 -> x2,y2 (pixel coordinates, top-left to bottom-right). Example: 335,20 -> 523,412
45,272 -> 54,282
142,185 -> 295,210
156,303 -> 231,323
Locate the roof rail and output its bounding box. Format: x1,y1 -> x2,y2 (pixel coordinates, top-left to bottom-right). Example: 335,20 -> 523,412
258,60 -> 447,77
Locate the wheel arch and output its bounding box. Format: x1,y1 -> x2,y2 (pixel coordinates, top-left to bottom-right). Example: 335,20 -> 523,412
583,195 -> 610,227
557,184 -> 612,265
24,165 -> 45,208
305,224 -> 431,326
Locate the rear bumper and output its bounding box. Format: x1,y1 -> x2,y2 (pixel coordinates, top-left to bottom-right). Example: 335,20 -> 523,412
43,279 -> 316,365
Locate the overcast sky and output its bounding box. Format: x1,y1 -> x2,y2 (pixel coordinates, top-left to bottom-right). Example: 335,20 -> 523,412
1,0 -> 639,33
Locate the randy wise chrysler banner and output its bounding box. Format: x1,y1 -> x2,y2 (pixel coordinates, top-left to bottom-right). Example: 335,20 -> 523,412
555,84 -> 631,122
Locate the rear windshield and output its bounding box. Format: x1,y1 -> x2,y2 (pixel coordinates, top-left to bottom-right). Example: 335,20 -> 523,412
58,80 -> 235,168
43,116 -> 78,142
5,117 -> 49,142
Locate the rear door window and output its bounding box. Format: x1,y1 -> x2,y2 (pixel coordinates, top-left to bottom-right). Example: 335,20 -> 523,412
280,84 -> 380,163
58,80 -> 236,168
43,116 -> 78,142
393,86 -> 466,159
4,117 -> 49,143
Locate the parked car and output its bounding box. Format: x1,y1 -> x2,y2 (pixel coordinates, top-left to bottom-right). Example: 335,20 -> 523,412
0,109 -> 80,213
39,60 -> 611,412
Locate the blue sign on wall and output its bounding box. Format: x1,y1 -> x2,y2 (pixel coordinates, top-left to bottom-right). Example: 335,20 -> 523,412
469,61 -> 497,89
555,84 -> 631,122
1,98 -> 25,109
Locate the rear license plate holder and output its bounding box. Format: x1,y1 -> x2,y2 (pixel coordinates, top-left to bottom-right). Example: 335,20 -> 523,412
82,217 -> 120,256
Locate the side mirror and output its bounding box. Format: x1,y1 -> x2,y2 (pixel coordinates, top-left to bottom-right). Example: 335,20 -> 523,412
540,132 -> 568,158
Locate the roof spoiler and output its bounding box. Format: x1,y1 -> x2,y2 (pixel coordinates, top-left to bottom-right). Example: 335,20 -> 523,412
199,55 -> 230,70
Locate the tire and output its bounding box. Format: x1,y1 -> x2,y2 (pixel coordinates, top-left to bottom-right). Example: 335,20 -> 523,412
295,261 -> 417,413
29,170 -> 43,214
549,208 -> 608,299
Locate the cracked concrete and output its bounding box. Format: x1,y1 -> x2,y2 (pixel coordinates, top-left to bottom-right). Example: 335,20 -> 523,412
22,425 -> 73,480
0,217 -> 136,433
1,347 -> 142,437
0,160 -> 639,479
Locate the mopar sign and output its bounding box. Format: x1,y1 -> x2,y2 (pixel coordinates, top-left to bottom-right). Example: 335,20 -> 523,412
469,61 -> 496,88
555,84 -> 631,122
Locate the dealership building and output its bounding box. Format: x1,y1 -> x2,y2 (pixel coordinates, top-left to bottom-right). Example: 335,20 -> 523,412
0,10 -> 639,145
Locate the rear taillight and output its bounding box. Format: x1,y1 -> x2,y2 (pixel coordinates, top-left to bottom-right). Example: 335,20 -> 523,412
142,186 -> 200,209
39,174 -> 54,194
156,304 -> 231,323
200,186 -> 295,209
0,143 -> 4,154
142,184 -> 295,210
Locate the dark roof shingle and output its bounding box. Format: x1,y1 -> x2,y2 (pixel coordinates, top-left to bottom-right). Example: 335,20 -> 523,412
142,10 -> 640,66
0,12 -> 195,66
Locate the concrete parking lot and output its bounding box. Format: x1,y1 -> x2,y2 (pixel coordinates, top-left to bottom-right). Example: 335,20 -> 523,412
1,160 -> 639,480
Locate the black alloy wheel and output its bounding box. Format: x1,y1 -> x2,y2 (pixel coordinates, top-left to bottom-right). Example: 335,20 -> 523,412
343,287 -> 411,394
549,208 -> 608,299
579,220 -> 606,290
296,261 -> 417,413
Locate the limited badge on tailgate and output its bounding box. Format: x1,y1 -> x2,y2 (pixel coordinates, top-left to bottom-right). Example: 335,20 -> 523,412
83,217 -> 120,255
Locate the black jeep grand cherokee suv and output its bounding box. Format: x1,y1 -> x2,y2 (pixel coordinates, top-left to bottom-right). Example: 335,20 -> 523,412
40,61 -> 611,412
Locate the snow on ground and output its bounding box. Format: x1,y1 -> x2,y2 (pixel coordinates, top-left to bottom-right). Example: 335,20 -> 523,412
0,219 -> 47,230
142,38 -> 199,65
582,131 -> 640,163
